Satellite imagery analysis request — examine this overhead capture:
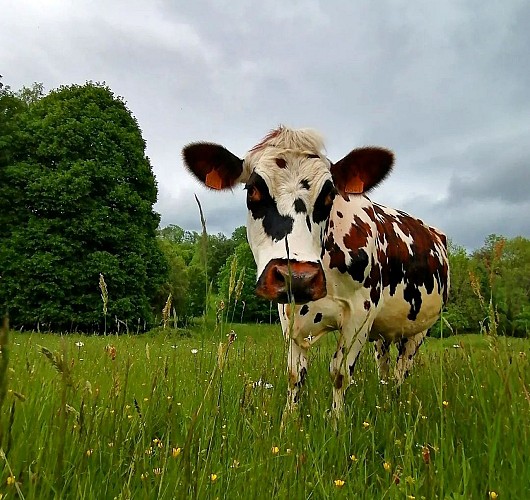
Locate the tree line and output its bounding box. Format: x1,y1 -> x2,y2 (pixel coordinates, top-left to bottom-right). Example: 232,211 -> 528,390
1,80 -> 528,335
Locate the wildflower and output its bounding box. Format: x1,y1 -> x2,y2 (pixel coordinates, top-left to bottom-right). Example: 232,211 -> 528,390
108,442 -> 114,447
210,473 -> 218,482
421,445 -> 431,464
362,421 -> 370,429
405,476 -> 416,485
271,446 -> 280,454
231,459 -> 240,468
7,475 -> 16,486
334,479 -> 345,488
383,461 -> 391,471
145,447 -> 153,455
442,400 -> 449,408
286,448 -> 292,455
75,341 -> 84,348
86,449 -> 93,457
407,496 -> 416,500
171,345 -> 178,349
153,468 -> 162,476
105,345 -> 116,360
191,348 -> 199,354
350,454 -> 358,462
172,447 -> 181,458
141,472 -> 148,480
227,330 -> 237,344
489,492 -> 498,499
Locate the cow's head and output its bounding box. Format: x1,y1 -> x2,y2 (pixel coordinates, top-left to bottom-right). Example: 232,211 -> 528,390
183,127 -> 393,304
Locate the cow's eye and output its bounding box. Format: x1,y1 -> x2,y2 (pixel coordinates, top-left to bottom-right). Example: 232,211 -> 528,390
324,189 -> 336,207
246,184 -> 261,203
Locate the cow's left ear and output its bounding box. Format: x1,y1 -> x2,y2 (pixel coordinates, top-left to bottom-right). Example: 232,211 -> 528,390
330,147 -> 394,195
182,142 -> 244,190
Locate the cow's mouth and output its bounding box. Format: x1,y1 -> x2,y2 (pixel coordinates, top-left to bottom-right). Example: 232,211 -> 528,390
255,258 -> 327,304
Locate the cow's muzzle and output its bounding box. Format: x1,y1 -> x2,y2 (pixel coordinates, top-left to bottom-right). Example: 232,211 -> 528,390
255,259 -> 327,304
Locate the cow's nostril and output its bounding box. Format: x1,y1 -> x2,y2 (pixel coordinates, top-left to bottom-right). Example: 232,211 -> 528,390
274,265 -> 286,283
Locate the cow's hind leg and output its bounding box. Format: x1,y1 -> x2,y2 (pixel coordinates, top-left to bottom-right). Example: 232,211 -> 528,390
394,330 -> 428,385
373,337 -> 391,382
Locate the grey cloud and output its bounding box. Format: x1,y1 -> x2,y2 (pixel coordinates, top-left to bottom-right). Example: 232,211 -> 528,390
2,0 -> 529,250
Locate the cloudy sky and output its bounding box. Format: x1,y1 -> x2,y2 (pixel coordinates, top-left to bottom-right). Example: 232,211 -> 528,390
2,0 -> 529,250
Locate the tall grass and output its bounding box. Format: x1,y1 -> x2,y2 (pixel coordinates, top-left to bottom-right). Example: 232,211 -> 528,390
1,327 -> 528,498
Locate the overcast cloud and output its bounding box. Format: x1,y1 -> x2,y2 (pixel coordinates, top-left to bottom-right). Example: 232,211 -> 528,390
2,0 -> 529,250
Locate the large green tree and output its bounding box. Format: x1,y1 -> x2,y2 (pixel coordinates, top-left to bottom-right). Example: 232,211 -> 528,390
0,82 -> 166,331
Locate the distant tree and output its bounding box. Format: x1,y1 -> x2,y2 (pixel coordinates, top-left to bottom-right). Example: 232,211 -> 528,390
0,82 -> 166,331
432,241 -> 482,336
217,239 -> 273,323
470,235 -> 530,337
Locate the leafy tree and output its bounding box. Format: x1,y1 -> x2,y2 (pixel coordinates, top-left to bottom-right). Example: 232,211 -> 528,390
0,82 -> 166,331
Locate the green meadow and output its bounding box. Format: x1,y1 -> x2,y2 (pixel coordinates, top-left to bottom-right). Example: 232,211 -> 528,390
1,320 -> 529,499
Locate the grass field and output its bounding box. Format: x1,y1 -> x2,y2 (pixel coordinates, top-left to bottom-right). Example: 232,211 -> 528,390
1,320 -> 529,499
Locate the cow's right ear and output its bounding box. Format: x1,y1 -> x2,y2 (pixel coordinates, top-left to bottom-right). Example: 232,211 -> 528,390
182,142 -> 244,190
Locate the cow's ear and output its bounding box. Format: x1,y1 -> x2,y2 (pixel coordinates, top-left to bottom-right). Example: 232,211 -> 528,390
182,142 -> 244,190
330,147 -> 394,195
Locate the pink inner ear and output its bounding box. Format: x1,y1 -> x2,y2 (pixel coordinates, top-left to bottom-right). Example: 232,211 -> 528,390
345,175 -> 364,194
205,170 -> 223,189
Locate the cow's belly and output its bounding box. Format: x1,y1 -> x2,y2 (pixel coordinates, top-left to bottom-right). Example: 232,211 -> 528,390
370,284 -> 443,342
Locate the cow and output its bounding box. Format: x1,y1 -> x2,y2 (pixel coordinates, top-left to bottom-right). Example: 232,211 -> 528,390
182,126 -> 449,416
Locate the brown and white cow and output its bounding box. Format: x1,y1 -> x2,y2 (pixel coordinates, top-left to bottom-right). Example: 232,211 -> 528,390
183,126 -> 449,415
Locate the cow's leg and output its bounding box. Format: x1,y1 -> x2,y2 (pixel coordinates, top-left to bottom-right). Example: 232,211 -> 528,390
329,323 -> 369,416
373,337 -> 391,381
394,330 -> 427,385
285,337 -> 308,411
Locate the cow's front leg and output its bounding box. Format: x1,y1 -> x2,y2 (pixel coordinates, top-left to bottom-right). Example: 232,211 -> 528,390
285,337 -> 308,412
329,325 -> 368,416
395,330 -> 427,385
373,337 -> 391,382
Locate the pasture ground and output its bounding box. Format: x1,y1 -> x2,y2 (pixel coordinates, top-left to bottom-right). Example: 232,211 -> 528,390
1,322 -> 529,499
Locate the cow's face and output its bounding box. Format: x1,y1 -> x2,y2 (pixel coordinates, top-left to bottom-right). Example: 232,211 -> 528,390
244,150 -> 334,303
183,127 -> 393,304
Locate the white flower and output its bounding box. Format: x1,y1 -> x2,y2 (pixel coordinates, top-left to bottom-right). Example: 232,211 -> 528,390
452,344 -> 461,348
190,348 -> 198,354
75,341 -> 84,348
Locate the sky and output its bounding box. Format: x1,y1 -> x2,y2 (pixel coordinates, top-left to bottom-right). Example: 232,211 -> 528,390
2,0 -> 529,250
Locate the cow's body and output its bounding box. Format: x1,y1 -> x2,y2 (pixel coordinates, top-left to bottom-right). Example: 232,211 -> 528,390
183,127 -> 449,414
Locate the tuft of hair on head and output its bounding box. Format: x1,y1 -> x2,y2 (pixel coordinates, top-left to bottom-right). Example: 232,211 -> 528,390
249,126 -> 326,156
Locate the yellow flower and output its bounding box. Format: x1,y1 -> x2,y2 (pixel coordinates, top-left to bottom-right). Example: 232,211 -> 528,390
271,446 -> 280,454
362,421 -> 370,428
350,454 -> 358,462
86,449 -> 93,457
141,472 -> 148,480
442,400 -> 449,408
407,496 -> 416,500
7,475 -> 16,486
210,473 -> 218,482
172,447 -> 181,458
383,461 -> 391,471
334,479 -> 345,488
489,492 -> 498,499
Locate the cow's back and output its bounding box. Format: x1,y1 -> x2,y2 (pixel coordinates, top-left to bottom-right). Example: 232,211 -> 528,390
369,203 -> 449,340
